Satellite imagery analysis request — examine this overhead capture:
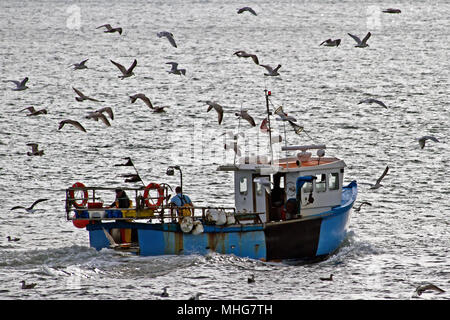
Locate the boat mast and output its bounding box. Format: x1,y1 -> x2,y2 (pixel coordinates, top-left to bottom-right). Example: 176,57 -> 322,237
264,89 -> 273,163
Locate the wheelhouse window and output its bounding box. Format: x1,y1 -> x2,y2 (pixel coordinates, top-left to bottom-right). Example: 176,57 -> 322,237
239,177 -> 248,195
255,181 -> 263,196
329,172 -> 339,190
301,181 -> 313,194
315,174 -> 327,192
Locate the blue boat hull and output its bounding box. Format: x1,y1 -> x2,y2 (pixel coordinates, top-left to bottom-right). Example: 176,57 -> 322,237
87,181 -> 357,261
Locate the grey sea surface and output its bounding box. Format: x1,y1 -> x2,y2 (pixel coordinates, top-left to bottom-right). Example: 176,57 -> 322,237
0,0 -> 449,300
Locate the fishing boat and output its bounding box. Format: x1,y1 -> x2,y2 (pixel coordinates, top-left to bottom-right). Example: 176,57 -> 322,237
65,90 -> 357,262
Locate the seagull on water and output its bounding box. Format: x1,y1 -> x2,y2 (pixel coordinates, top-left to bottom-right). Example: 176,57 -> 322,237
96,24 -> 122,35
5,77 -> 29,91
161,286 -> 169,297
320,274 -> 333,281
110,59 -> 137,79
383,8 -> 401,14
260,64 -> 281,76
247,274 -> 256,283
7,236 -> 20,242
353,201 -> 372,212
11,198 -> 48,213
206,101 -> 224,125
166,62 -> 186,75
234,50 -> 259,65
235,110 -> 256,127
21,281 -> 37,289
417,136 -> 439,149
73,87 -> 103,102
69,59 -> 89,70
348,32 -> 371,48
369,166 -> 389,190
85,111 -> 111,127
253,177 -> 272,194
20,106 -> 47,116
26,143 -> 44,156
358,98 -> 387,109
237,7 -> 257,16
157,31 -> 177,48
415,283 -> 445,296
58,119 -> 87,133
319,39 -> 341,47
189,293 -> 203,300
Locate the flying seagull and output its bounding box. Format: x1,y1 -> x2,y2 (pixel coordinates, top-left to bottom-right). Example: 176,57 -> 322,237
237,7 -> 257,16
260,64 -> 281,76
69,59 -> 89,70
73,87 -> 103,102
102,228 -> 119,248
157,31 -> 177,48
348,32 -> 371,48
130,93 -> 166,112
166,62 -> 186,75
369,166 -> 389,189
417,136 -> 439,149
20,106 -> 47,116
110,59 -> 137,79
20,281 -> 37,290
235,110 -> 256,127
58,119 -> 87,133
26,143 -> 44,156
11,198 -> 49,213
96,24 -> 122,35
415,283 -> 445,296
95,107 -> 114,120
319,39 -> 341,47
5,77 -> 29,91
353,201 -> 372,212
320,274 -> 334,281
358,98 -> 388,109
233,50 -> 259,65
206,101 -> 224,125
85,111 -> 111,127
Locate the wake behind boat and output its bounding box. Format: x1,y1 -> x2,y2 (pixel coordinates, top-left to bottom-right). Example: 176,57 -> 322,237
65,90 -> 357,261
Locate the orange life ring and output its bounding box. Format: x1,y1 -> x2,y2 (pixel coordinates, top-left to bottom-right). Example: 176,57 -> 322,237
143,183 -> 164,209
69,182 -> 88,208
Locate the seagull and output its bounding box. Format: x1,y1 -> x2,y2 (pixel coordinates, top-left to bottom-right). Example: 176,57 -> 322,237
253,177 -> 272,194
415,283 -> 445,296
247,274 -> 256,283
224,142 -> 241,156
233,50 -> 259,65
102,228 -> 119,248
96,24 -> 122,35
358,98 -> 387,109
157,31 -> 177,48
20,106 -> 47,116
260,64 -> 281,76
237,7 -> 257,16
58,119 -> 87,133
319,39 -> 341,47
85,111 -> 111,127
166,62 -> 186,75
95,107 -> 114,120
7,236 -> 20,242
417,136 -> 439,149
11,198 -> 49,213
260,118 -> 270,133
320,274 -> 333,281
369,166 -> 389,189
161,286 -> 169,297
206,101 -> 224,125
69,59 -> 89,70
110,59 -> 137,79
20,281 -> 37,289
26,143 -> 44,156
353,201 -> 372,212
130,93 -> 166,112
383,8 -> 401,13
235,110 -> 256,127
5,77 -> 29,91
348,32 -> 371,48
73,87 -> 103,102
189,293 -> 203,300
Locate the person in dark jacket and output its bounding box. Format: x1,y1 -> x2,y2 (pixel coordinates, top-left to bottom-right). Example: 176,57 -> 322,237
110,188 -> 131,208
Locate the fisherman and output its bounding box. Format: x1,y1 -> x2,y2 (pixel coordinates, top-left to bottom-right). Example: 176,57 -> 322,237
170,186 -> 193,207
109,188 -> 131,208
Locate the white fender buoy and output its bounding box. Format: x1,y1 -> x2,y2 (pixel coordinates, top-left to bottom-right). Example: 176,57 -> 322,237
180,216 -> 194,233
226,211 -> 236,225
192,220 -> 204,235
205,209 -> 226,225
